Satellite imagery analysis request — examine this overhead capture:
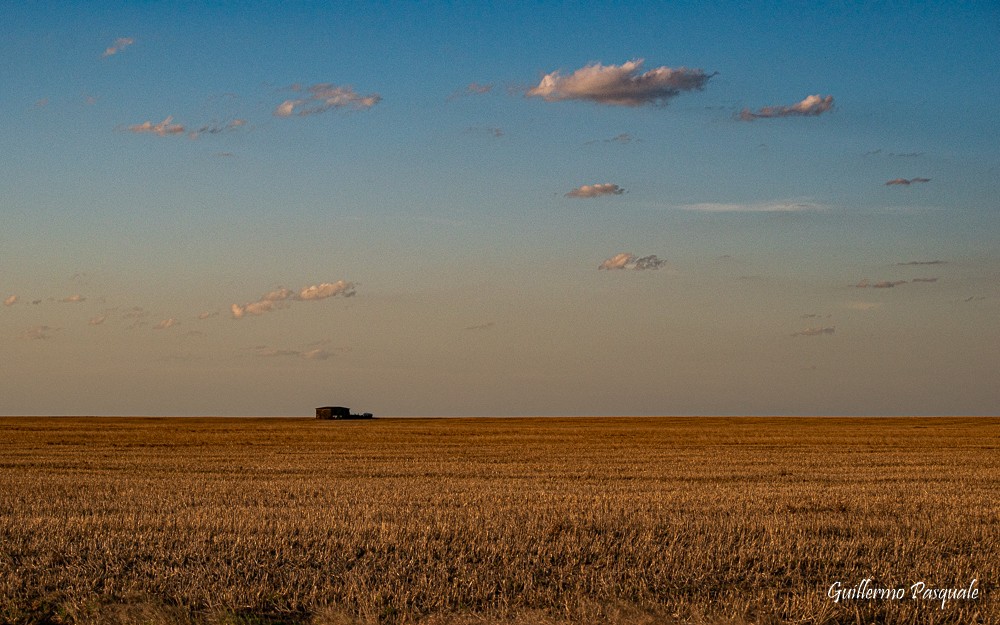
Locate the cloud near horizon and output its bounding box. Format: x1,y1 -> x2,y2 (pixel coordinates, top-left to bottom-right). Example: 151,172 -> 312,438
20,325 -> 58,340
792,326 -> 835,337
885,177 -> 930,186
102,37 -> 134,57
274,84 -> 381,117
3,295 -> 16,307
527,59 -> 714,107
566,183 -> 624,198
682,200 -> 822,213
738,95 -> 834,121
232,281 -> 356,319
856,279 -> 907,289
188,119 -> 246,139
599,253 -> 667,271
128,116 -> 185,137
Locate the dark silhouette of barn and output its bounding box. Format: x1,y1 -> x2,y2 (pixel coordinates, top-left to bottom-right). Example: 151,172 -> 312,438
316,406 -> 373,420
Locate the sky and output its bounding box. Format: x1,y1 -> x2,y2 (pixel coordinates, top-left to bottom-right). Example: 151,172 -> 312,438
2,2 -> 999,417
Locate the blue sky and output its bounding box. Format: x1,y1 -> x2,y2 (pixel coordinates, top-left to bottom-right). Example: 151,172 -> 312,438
2,2 -> 999,416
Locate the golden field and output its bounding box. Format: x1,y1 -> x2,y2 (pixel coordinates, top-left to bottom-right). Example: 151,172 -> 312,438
0,416 -> 996,625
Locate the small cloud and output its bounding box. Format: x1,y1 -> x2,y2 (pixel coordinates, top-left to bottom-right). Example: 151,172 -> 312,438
128,116 -> 185,137
88,314 -> 107,326
20,325 -> 58,340
197,311 -> 219,320
61,294 -> 86,303
252,345 -> 334,361
122,306 -> 149,329
34,98 -> 49,108
465,322 -> 495,331
682,200 -> 821,213
911,277 -> 938,283
464,125 -> 504,138
791,326 -> 835,337
102,37 -> 134,58
273,83 -> 381,117
855,279 -> 906,288
232,281 -> 356,318
3,295 -> 17,307
301,348 -> 332,360
295,281 -> 356,301
448,82 -> 494,100
885,177 -> 930,186
873,280 -> 907,288
897,260 -> 945,266
31,299 -> 42,305
738,95 -> 834,121
846,301 -> 881,311
566,183 -> 625,198
527,59 -> 714,107
599,252 -> 667,271
153,318 -> 178,330
188,118 -> 246,139
83,94 -> 98,106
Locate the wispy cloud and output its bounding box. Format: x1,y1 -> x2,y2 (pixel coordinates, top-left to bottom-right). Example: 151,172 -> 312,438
527,59 -> 714,107
253,345 -> 334,361
737,95 -> 834,121
153,318 -> 178,330
897,260 -> 945,266
102,37 -> 134,58
464,125 -> 504,138
188,119 -> 246,139
128,116 -> 185,136
598,252 -> 667,271
566,183 -> 625,198
20,325 -> 58,340
856,279 -> 907,289
232,281 -> 356,319
911,277 -> 939,283
3,295 -> 16,307
681,200 -> 821,213
197,311 -> 219,320
586,132 -> 635,145
273,83 -> 381,117
61,294 -> 86,303
448,82 -> 494,100
885,177 -> 930,186
791,326 -> 835,337
88,314 -> 107,326
846,301 -> 881,311
465,322 -> 496,331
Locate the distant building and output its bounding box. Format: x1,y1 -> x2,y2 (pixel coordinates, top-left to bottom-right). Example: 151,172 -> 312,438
316,406 -> 373,420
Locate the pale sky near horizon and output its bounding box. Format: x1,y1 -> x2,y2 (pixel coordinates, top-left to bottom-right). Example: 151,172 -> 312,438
3,2 -> 999,416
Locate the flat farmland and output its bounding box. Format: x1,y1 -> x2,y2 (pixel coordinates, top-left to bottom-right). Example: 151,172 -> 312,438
0,417 -> 996,624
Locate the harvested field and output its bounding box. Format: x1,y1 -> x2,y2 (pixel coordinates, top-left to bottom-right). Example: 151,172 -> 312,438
0,416 -> 996,624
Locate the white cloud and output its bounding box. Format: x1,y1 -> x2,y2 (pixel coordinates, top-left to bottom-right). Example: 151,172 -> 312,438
102,37 -> 134,58
599,253 -> 667,271
128,116 -> 185,136
295,281 -> 356,301
273,84 -> 381,117
738,95 -> 834,121
527,59 -> 713,107
232,281 -> 356,319
3,295 -> 16,307
566,183 -> 625,198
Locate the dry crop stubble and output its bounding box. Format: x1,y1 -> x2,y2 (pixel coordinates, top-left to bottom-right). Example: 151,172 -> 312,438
0,416 -> 997,624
